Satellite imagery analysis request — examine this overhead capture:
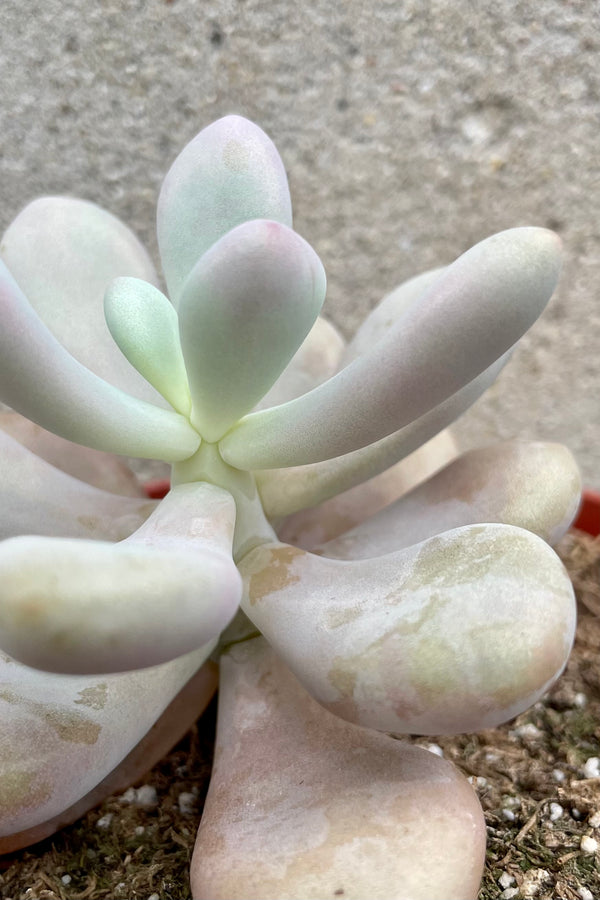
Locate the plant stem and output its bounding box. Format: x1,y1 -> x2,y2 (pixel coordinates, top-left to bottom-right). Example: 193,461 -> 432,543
171,441 -> 276,562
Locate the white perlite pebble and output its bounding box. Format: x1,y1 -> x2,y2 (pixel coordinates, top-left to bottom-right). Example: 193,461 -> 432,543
589,810 -> 600,828
549,802 -> 563,821
513,723 -> 543,740
420,742 -> 444,757
573,692 -> 587,708
520,868 -> 551,897
61,875 -> 72,885
135,825 -> 145,836
135,784 -> 159,809
583,757 -> 600,779
580,835 -> 598,854
178,791 -> 196,815
500,889 -> 519,900
499,871 -> 516,888
552,768 -> 566,783
468,775 -> 488,789
96,813 -> 113,830
147,895 -> 160,900
120,784 -> 159,808
502,808 -> 516,822
578,887 -> 594,900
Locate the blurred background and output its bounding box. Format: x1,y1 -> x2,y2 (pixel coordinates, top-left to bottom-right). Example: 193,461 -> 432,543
0,0 -> 597,485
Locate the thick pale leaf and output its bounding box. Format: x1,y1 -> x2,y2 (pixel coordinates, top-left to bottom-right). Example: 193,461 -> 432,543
157,115 -> 293,304
318,441 -> 582,559
191,637 -> 485,900
104,277 -> 191,415
221,228 -> 561,469
0,429 -> 156,541
0,645 -> 211,840
257,354 -> 507,518
255,316 -> 345,410
1,659 -> 218,853
0,196 -> 163,404
179,220 -> 326,441
239,525 -> 576,735
0,411 -> 144,497
0,484 -> 241,674
0,260 -> 199,460
278,429 -> 457,550
341,267 -> 445,365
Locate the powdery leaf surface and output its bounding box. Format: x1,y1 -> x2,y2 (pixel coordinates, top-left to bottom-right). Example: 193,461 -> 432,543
0,531 -> 598,900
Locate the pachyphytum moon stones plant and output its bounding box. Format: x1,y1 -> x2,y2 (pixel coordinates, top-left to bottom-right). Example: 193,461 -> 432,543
0,115 -> 581,899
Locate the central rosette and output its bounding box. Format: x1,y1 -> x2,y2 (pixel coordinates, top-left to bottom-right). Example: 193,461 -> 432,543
0,113 -> 579,742
104,219 -> 326,450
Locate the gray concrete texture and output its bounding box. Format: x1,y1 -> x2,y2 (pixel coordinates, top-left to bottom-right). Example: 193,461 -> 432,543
0,0 -> 598,485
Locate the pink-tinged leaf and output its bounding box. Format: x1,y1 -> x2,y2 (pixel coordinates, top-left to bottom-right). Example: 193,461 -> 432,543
341,267 -> 445,365
239,525 -> 576,735
257,354 -> 507,518
0,645 -> 211,840
191,637 -> 485,900
0,484 -> 241,674
278,429 -> 457,550
0,411 -> 145,497
317,441 -> 582,559
221,228 -> 561,469
0,429 -> 156,541
157,115 -> 293,304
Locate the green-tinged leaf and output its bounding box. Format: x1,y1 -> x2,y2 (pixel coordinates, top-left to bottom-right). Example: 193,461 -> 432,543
104,277 -> 191,415
157,115 -> 292,304
179,220 -> 326,441
255,316 -> 345,410
0,260 -> 199,460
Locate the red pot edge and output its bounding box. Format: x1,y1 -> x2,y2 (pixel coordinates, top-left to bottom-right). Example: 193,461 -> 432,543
144,481 -> 600,538
573,489 -> 600,538
144,478 -> 171,500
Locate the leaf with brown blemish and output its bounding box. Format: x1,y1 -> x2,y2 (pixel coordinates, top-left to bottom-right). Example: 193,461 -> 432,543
245,544 -> 305,606
0,691 -> 101,745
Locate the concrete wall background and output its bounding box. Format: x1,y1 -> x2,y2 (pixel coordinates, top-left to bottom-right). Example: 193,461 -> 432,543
0,1 -> 598,485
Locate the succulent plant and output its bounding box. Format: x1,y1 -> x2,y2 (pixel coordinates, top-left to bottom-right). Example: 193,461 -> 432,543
0,115 -> 581,899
